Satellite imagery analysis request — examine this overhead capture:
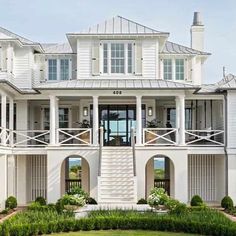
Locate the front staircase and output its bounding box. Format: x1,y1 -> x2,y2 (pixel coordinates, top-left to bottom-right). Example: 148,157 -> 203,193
98,147 -> 137,204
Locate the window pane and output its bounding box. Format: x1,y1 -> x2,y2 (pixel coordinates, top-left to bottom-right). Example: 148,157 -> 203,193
59,108 -> 69,128
110,43 -> 125,74
60,59 -> 69,81
163,59 -> 172,80
48,59 -> 57,80
175,59 -> 184,80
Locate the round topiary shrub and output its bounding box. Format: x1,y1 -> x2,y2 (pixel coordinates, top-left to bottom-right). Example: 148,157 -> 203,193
5,196 -> 17,209
137,198 -> 147,204
35,196 -> 46,206
190,195 -> 203,206
221,196 -> 234,210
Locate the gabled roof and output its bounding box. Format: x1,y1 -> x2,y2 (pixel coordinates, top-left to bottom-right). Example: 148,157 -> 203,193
41,43 -> 73,54
67,15 -> 169,36
162,41 -> 210,56
0,26 -> 38,45
35,79 -> 198,90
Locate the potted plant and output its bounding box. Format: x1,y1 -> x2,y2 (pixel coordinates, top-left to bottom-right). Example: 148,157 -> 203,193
147,187 -> 169,210
78,119 -> 91,144
145,119 -> 161,144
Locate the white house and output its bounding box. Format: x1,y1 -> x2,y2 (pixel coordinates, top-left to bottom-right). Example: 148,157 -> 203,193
0,12 -> 235,209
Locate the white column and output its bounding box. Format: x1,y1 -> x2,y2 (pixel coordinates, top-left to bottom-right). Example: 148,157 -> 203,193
7,155 -> 16,197
1,93 -> 7,145
176,95 -> 185,145
0,155 -> 7,210
49,95 -> 58,145
93,96 -> 99,145
136,95 -> 142,145
9,98 -> 14,145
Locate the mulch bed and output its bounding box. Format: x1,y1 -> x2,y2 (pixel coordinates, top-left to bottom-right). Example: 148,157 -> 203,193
0,208 -> 23,223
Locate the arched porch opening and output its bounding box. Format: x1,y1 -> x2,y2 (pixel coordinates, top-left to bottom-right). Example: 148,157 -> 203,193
61,155 -> 90,196
146,155 -> 175,199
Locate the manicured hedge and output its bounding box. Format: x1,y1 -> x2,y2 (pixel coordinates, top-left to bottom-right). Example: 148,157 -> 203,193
2,215 -> 236,236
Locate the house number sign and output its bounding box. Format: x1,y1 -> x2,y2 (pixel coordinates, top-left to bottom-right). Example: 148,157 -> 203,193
113,91 -> 122,95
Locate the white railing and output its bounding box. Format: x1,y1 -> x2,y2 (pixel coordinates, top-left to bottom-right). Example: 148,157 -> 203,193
185,130 -> 224,146
57,128 -> 92,146
12,130 -> 50,147
143,128 -> 177,146
0,127 -> 12,146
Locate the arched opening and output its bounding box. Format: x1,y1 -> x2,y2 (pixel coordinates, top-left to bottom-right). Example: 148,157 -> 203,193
146,155 -> 175,198
61,155 -> 90,195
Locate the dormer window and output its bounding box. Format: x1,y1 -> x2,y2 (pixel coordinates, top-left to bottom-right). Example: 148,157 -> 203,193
163,58 -> 185,81
102,41 -> 133,75
47,58 -> 71,81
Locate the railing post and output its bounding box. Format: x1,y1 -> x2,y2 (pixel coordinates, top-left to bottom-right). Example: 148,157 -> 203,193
9,97 -> 14,146
136,95 -> 142,145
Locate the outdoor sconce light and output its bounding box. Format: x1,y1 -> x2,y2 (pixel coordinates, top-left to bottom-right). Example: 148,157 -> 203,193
148,107 -> 153,116
83,107 -> 88,116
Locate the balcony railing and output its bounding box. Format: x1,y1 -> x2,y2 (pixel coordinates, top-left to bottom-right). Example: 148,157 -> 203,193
154,179 -> 170,195
65,179 -> 82,193
13,130 -> 50,147
57,128 -> 92,146
185,130 -> 224,146
143,128 -> 177,146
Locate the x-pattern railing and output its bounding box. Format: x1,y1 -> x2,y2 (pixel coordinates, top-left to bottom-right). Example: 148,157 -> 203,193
12,130 -> 50,147
58,128 -> 92,145
0,127 -> 12,146
143,128 -> 177,146
185,130 -> 224,146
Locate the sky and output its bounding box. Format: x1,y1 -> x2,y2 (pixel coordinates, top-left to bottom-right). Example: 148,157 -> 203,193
0,0 -> 235,84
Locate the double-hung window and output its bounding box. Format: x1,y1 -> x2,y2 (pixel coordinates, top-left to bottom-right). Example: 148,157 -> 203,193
60,59 -> 69,80
48,59 -> 57,81
175,59 -> 184,80
102,42 -> 133,75
163,59 -> 172,80
59,108 -> 69,128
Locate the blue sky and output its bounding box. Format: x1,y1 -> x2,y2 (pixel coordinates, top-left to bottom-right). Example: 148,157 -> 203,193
0,0 -> 235,83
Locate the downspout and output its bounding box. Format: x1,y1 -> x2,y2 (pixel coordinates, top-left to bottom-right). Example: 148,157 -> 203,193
223,92 -> 228,196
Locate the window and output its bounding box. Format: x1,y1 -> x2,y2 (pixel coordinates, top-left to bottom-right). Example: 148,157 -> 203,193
111,43 -> 125,73
48,59 -> 57,81
163,59 -> 172,80
175,59 -> 184,80
102,42 -> 133,74
60,59 -> 69,80
59,108 -> 69,128
103,43 -> 108,73
43,108 -> 50,130
127,43 -> 133,73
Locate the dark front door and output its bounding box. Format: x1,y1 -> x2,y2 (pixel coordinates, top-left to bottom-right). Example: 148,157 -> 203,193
99,105 -> 145,146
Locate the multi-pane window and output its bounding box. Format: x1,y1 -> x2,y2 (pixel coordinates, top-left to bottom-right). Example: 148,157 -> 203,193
111,43 -> 125,73
48,59 -> 57,81
103,43 -> 108,73
127,43 -> 133,73
175,59 -> 184,80
163,59 -> 172,80
43,108 -> 50,130
60,59 -> 69,80
59,108 -> 69,128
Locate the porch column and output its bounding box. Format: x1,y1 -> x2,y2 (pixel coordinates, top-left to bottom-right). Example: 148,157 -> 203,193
136,95 -> 142,145
176,95 -> 185,145
49,95 -> 58,145
9,97 -> 14,145
93,96 -> 99,145
1,93 -> 7,145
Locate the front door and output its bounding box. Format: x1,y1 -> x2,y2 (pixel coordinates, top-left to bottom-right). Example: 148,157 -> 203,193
99,105 -> 145,146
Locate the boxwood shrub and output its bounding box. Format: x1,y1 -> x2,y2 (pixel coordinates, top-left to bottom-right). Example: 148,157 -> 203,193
221,196 -> 234,210
5,196 -> 17,210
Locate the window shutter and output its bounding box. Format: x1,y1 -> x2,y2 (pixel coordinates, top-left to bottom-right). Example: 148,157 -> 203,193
135,41 -> 143,75
1,47 -> 7,71
91,42 -> 100,76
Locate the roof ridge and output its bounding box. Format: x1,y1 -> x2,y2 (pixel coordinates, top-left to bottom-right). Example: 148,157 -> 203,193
0,25 -> 36,44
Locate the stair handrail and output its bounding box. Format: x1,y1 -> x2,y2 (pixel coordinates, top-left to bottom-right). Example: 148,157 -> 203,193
131,127 -> 136,176
98,126 -> 104,176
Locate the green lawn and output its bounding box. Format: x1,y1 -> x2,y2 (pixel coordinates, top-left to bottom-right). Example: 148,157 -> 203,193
50,230 -> 197,236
